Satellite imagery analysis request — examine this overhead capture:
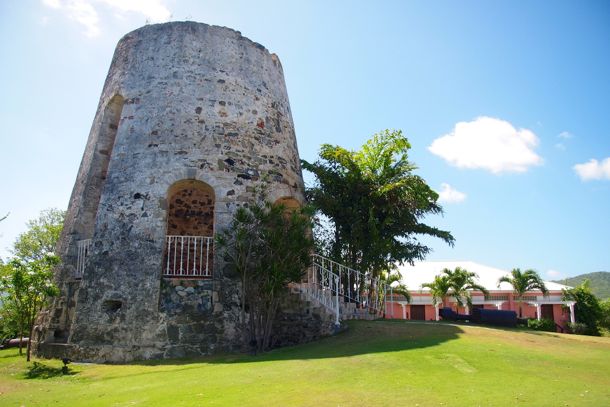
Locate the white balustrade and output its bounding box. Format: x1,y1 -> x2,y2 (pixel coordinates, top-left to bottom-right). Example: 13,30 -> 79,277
164,235 -> 213,278
409,296 -> 433,305
305,254 -> 387,323
75,239 -> 92,279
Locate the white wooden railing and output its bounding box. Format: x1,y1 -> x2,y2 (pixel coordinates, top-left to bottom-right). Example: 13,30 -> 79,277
75,239 -> 92,279
164,235 -> 213,278
304,258 -> 341,325
301,254 -> 388,325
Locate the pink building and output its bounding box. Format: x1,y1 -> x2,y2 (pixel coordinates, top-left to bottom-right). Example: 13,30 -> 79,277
385,261 -> 575,332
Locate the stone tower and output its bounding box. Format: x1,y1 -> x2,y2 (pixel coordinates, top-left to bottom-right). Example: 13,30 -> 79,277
35,22 -> 320,362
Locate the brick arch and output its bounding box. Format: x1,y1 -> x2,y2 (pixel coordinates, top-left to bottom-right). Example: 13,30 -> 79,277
163,179 -> 215,278
273,196 -> 301,212
166,179 -> 215,236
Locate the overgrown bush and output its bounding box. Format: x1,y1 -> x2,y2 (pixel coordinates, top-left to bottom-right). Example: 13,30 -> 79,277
600,299 -> 610,331
567,322 -> 589,335
216,190 -> 314,353
527,318 -> 556,332
562,280 -> 601,336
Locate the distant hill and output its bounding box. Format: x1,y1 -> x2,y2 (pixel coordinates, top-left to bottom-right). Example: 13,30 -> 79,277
554,271 -> 610,300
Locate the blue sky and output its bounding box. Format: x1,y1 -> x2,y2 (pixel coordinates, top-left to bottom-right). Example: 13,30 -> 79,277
1,1 -> 609,280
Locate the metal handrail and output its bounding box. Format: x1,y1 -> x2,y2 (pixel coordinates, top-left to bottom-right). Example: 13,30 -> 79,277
303,260 -> 341,325
310,254 -> 387,317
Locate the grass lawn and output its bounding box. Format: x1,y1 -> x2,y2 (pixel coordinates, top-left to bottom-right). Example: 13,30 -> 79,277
1,321 -> 609,406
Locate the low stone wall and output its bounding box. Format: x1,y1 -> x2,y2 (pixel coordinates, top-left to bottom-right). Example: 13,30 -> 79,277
271,292 -> 339,349
37,282 -> 340,363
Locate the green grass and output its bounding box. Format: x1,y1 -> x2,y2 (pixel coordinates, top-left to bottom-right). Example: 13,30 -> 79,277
1,321 -> 609,406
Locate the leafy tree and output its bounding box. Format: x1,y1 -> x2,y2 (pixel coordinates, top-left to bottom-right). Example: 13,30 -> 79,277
562,280 -> 602,336
599,299 -> 610,332
0,297 -> 20,342
1,256 -> 60,361
12,208 -> 65,262
217,196 -> 314,353
0,261 -> 19,342
0,208 -> 64,359
302,130 -> 454,303
421,275 -> 452,307
442,267 -> 488,312
498,268 -> 548,317
216,206 -> 259,346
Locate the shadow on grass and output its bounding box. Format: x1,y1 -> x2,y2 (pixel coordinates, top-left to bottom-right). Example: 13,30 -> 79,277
0,351 -> 23,359
135,320 -> 465,366
24,361 -> 77,379
439,320 -> 564,337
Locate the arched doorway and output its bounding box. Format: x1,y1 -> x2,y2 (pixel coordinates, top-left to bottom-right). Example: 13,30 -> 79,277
163,180 -> 215,278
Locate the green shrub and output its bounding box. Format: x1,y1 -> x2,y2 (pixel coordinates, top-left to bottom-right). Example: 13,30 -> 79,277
567,322 -> 589,335
527,318 -> 556,332
562,280 -> 601,336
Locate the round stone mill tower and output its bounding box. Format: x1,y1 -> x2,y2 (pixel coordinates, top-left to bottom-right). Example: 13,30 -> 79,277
36,22 -> 307,362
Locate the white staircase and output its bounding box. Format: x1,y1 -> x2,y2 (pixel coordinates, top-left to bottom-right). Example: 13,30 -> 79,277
297,254 -> 388,326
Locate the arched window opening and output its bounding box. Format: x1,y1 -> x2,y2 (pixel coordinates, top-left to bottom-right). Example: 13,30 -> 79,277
97,95 -> 124,184
163,180 -> 215,278
74,94 -> 124,279
273,197 -> 301,217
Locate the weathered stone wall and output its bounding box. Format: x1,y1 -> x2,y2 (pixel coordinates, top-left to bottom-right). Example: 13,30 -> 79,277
272,292 -> 340,349
35,21 -> 329,362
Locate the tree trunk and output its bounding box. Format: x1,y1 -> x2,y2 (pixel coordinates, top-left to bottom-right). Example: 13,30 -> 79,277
240,276 -> 249,349
262,300 -> 278,351
255,303 -> 265,353
368,276 -> 377,314
26,325 -> 33,362
519,303 -> 523,318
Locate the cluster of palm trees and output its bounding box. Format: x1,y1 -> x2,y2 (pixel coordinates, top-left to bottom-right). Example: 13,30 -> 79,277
421,267 -> 488,312
420,267 -> 548,317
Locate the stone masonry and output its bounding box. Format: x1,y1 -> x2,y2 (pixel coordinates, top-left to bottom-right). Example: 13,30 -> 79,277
34,21 -> 335,362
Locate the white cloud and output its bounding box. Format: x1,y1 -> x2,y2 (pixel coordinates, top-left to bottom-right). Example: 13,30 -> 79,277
99,0 -> 171,22
41,0 -> 171,37
573,157 -> 610,181
69,0 -> 100,37
429,117 -> 543,174
43,0 -> 61,8
437,183 -> 466,204
546,269 -> 563,279
555,131 -> 573,150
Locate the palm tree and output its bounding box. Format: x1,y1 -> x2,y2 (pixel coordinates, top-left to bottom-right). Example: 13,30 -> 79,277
498,268 -> 548,317
443,267 -> 489,313
379,270 -> 410,317
383,271 -> 411,302
421,275 -> 451,307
